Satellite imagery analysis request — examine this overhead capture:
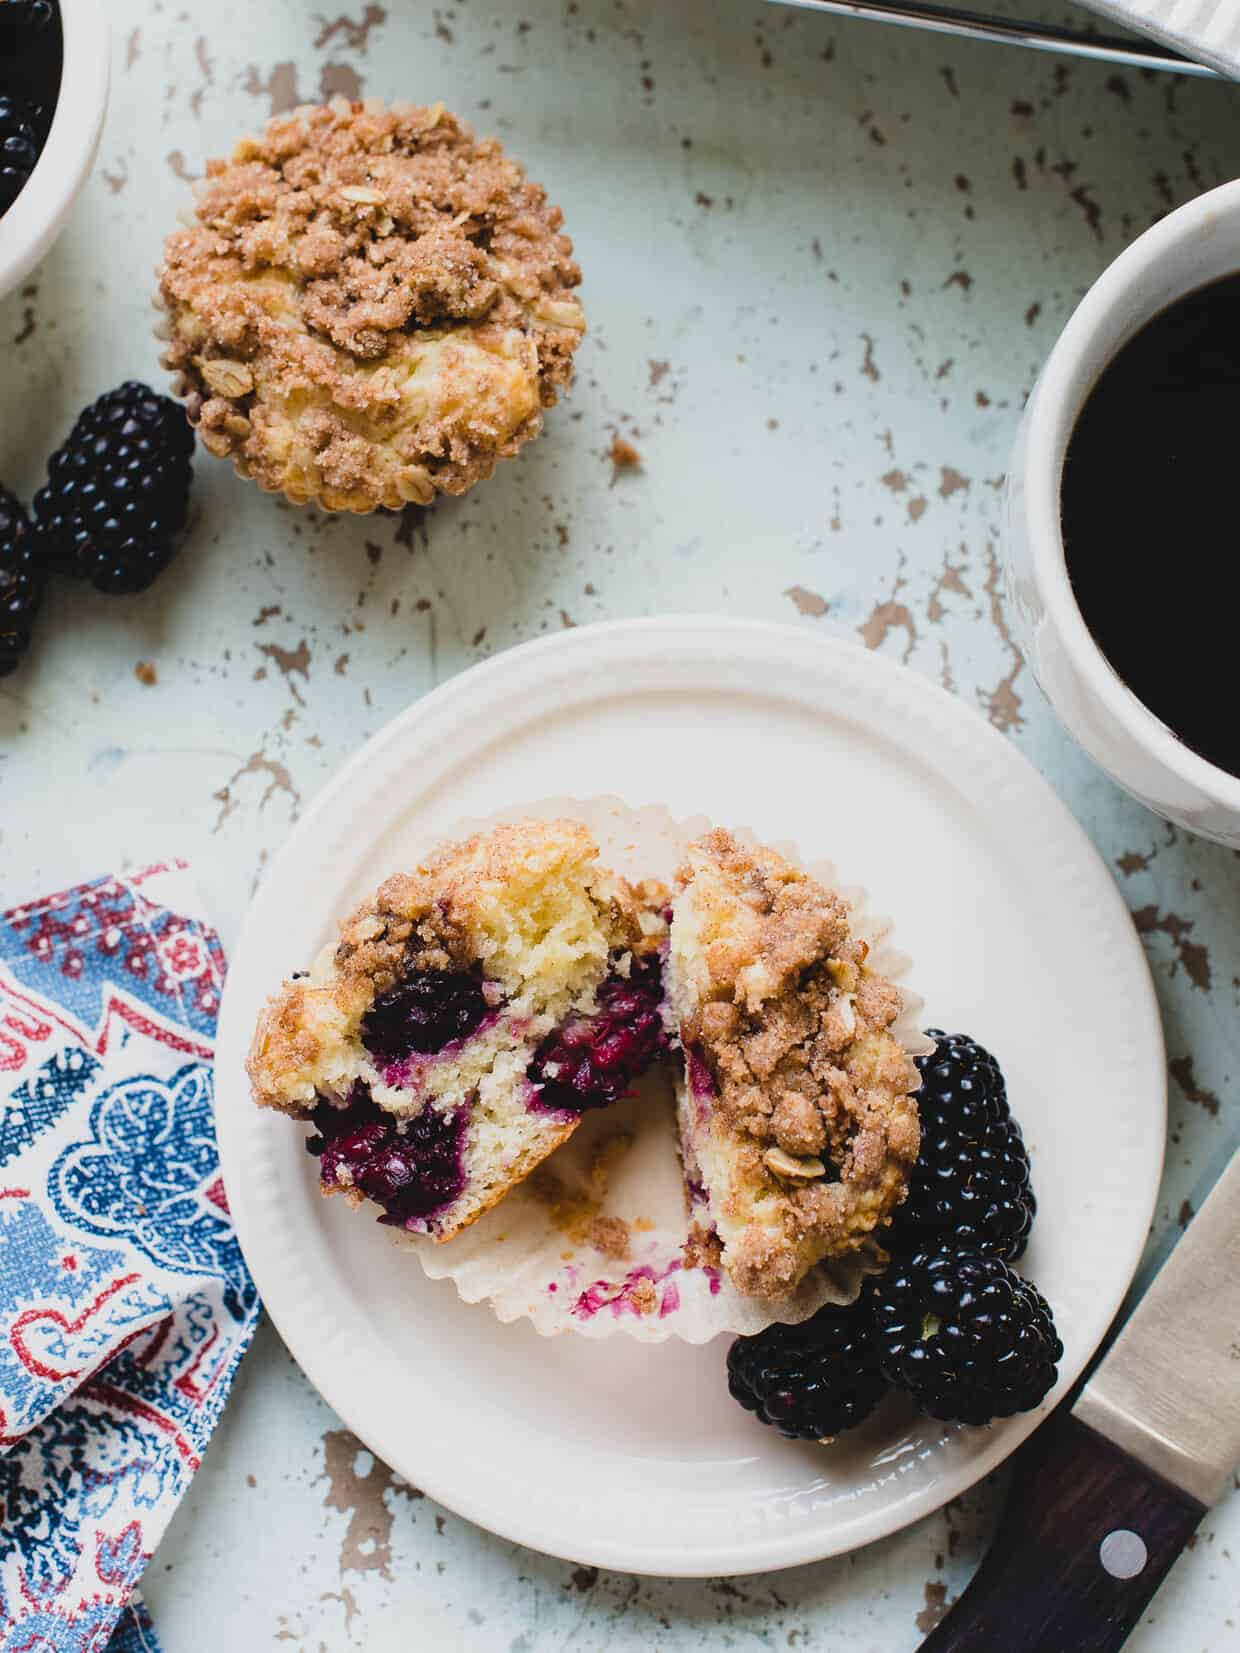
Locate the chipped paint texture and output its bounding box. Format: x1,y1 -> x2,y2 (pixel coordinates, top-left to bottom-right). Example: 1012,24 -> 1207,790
2,0 -> 1239,1648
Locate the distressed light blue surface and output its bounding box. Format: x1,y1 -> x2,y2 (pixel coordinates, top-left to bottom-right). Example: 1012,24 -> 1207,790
2,0 -> 1237,1645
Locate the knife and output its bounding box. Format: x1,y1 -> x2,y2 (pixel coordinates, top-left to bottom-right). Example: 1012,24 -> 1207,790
921,1146 -> 1240,1652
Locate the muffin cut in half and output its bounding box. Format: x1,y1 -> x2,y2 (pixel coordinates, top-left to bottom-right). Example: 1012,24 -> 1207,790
248,820 -> 668,1239
158,98 -> 585,513
666,830 -> 920,1299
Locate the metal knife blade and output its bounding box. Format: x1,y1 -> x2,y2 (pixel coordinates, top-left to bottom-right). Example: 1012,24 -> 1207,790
1074,1147 -> 1240,1509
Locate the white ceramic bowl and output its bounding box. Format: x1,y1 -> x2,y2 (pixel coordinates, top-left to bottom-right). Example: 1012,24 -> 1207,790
0,0 -> 110,301
1006,180 -> 1240,848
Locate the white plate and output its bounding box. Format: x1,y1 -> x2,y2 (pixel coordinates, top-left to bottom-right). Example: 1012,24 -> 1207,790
213,616 -> 1165,1576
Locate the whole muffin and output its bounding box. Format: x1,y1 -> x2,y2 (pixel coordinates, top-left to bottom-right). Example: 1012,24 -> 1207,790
157,99 -> 585,512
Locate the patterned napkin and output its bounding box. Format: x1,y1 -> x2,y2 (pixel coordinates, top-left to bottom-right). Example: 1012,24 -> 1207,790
0,863 -> 259,1653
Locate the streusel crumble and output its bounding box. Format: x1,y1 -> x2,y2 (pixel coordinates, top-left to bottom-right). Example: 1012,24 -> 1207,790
158,99 -> 585,512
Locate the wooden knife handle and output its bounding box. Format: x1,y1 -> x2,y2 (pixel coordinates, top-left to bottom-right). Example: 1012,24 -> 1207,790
921,1415 -> 1205,1653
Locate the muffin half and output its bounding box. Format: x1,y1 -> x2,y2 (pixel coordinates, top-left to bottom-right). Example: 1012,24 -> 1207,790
666,830 -> 920,1298
248,820 -> 667,1239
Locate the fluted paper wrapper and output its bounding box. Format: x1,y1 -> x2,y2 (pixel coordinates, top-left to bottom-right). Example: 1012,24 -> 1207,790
396,798 -> 930,1343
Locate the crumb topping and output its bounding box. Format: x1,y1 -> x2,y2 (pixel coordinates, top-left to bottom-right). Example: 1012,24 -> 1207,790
674,829 -> 920,1297
158,99 -> 584,511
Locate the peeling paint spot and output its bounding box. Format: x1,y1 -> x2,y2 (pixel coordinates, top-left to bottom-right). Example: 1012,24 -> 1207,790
1116,849 -> 1152,877
1133,909 -> 1212,992
859,558 -> 916,663
213,751 -> 301,832
257,638 -> 312,705
881,468 -> 907,493
648,359 -> 670,387
785,585 -> 828,618
102,159 -> 128,195
318,1428 -> 421,1581
916,1581 -> 950,1634
860,333 -> 880,383
978,544 -> 1023,733
320,61 -> 363,101
943,270 -> 973,293
1169,1054 -> 1219,1115
907,496 -> 927,524
314,4 -> 388,51
241,61 -> 304,116
928,554 -> 971,623
167,150 -> 197,183
939,467 -> 969,499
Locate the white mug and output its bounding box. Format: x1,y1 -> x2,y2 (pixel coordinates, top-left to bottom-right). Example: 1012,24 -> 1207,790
1005,180 -> 1240,848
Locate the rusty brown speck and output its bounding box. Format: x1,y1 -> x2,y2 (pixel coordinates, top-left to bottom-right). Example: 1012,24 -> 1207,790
313,3 -> 388,51
939,467 -> 969,500
1116,848 -> 1152,877
241,61 -> 304,116
318,1427 -> 421,1581
213,750 -> 300,832
978,544 -> 1024,733
257,638 -> 312,706
785,585 -> 828,618
134,661 -> 157,686
916,1581 -> 950,1634
1169,1054 -> 1219,1115
320,62 -> 364,101
1133,909 -> 1212,993
860,333 -> 880,383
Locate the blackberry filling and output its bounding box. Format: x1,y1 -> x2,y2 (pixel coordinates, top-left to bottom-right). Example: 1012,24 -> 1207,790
361,967 -> 494,1065
529,956 -> 668,1114
307,1083 -> 467,1228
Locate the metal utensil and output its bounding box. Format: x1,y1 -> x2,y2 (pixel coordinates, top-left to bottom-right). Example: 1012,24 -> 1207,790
770,0 -> 1221,78
922,1145 -> 1240,1651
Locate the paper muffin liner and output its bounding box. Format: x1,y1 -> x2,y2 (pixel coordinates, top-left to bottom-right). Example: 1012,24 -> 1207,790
378,796 -> 930,1344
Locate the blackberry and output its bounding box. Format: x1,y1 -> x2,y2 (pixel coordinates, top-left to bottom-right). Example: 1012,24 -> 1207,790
0,0 -> 55,46
727,1297 -> 887,1441
891,1030 -> 1035,1262
0,93 -> 46,216
0,484 -> 44,676
528,955 -> 668,1113
34,381 -> 195,594
871,1247 -> 1062,1426
362,968 -> 495,1066
307,1083 -> 467,1229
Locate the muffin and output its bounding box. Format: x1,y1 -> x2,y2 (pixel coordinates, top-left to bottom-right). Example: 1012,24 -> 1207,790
248,820 -> 667,1240
666,830 -> 920,1298
158,99 -> 585,512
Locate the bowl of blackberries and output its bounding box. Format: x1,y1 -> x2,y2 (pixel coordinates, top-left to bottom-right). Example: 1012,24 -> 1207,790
727,1032 -> 1064,1443
0,0 -> 110,299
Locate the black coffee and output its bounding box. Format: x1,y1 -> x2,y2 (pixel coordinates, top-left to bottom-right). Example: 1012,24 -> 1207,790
1061,274 -> 1240,779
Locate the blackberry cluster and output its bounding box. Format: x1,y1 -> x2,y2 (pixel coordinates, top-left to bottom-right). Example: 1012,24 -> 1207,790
890,1031 -> 1035,1261
0,485 -> 43,676
0,384 -> 196,672
727,1298 -> 887,1441
0,0 -> 58,216
870,1248 -> 1062,1426
35,381 -> 195,593
727,1031 -> 1059,1438
0,93 -> 46,215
